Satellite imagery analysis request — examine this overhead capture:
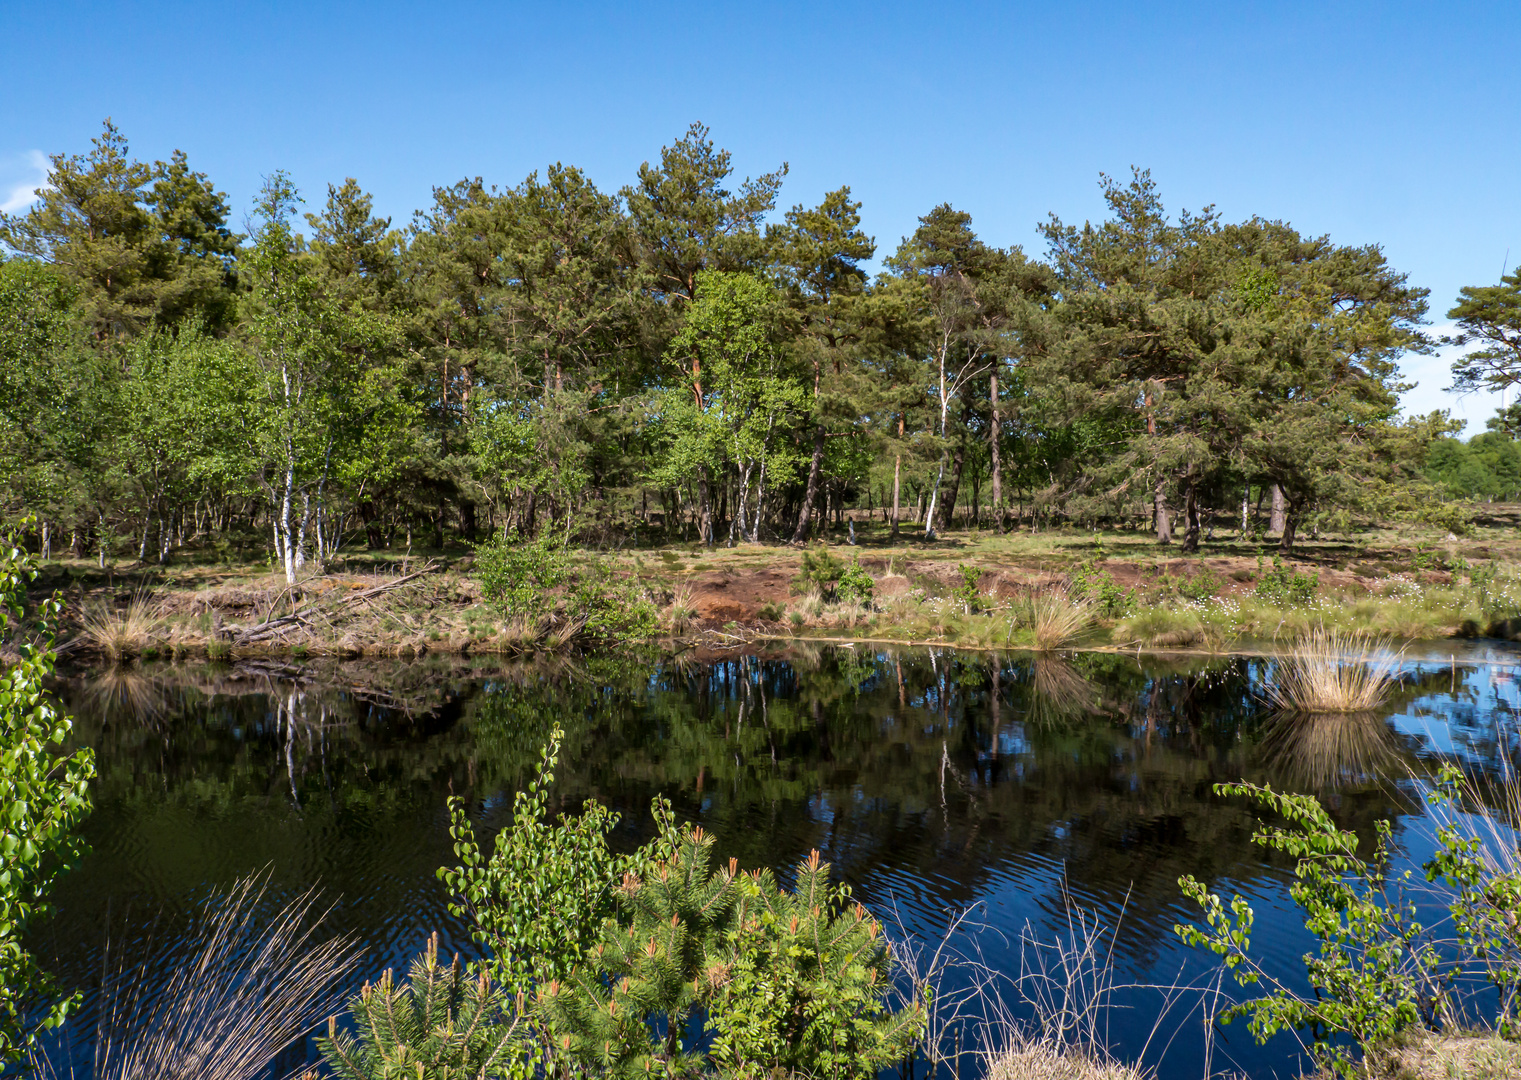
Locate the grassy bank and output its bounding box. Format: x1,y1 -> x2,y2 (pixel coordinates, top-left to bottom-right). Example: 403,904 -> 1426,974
29,511 -> 1521,663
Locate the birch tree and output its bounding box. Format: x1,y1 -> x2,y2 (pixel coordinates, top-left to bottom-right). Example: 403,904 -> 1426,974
245,174 -> 395,582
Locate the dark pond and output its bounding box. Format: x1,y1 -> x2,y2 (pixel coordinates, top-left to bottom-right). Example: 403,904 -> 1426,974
32,643 -> 1521,1079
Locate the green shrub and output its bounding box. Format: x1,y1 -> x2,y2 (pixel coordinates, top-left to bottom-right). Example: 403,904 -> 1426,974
1177,783 -> 1433,1078
953,564 -> 982,614
473,529 -> 569,618
1178,566 -> 1223,602
0,528 -> 96,1065
1254,556 -> 1319,605
795,543 -> 845,598
1424,764 -> 1521,1038
439,726 -> 680,1000
538,829 -> 922,1078
316,933 -> 526,1079
837,557 -> 875,606
1070,558 -> 1132,617
571,564 -> 659,643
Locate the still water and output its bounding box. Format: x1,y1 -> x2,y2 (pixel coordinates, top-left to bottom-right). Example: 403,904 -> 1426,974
35,643 -> 1521,1078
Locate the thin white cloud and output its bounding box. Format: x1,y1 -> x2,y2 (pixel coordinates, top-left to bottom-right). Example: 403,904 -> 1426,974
1398,320 -> 1507,437
0,150 -> 50,215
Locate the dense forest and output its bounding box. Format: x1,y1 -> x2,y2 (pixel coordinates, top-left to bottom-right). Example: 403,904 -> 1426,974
4,120 -> 1520,582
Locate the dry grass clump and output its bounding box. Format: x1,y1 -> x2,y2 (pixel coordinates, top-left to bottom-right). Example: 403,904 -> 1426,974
76,590 -> 163,662
1357,1031 -> 1521,1080
1030,591 -> 1093,652
1264,628 -> 1401,713
986,1039 -> 1149,1080
32,871 -> 360,1080
664,582 -> 697,633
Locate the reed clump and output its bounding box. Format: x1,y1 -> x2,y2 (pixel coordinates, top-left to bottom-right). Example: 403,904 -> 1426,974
986,1039 -> 1149,1080
1030,591 -> 1093,652
76,591 -> 163,662
1264,628 -> 1401,713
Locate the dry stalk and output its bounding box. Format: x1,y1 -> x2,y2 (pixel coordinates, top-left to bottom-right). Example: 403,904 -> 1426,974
32,871 -> 361,1080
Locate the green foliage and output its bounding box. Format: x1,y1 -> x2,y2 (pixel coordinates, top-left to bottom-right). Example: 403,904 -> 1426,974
473,530 -> 570,621
1254,556 -> 1319,605
707,851 -> 922,1078
1069,554 -> 1132,617
1176,783 -> 1434,1078
0,528 -> 96,1066
795,543 -> 846,598
1423,765 -> 1521,1038
953,564 -> 982,614
316,932 -> 527,1080
1177,566 -> 1223,602
439,726 -> 678,1000
538,828 -> 922,1079
836,557 -> 874,606
569,563 -> 659,643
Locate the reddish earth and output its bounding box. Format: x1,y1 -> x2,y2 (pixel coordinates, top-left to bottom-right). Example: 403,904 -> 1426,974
680,553 -> 1409,627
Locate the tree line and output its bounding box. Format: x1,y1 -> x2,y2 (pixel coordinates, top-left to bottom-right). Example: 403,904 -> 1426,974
3,119 -> 1513,580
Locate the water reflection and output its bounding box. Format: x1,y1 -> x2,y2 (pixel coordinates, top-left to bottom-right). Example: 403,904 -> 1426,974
1257,709 -> 1407,792
37,645 -> 1521,1079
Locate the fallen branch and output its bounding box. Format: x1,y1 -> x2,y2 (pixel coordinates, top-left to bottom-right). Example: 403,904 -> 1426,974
232,561 -> 441,645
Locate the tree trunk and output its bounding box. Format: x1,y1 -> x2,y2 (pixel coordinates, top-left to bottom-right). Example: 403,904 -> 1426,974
891,453 -> 902,543
939,438 -> 966,533
791,423 -> 826,543
698,467 -> 714,546
1279,500 -> 1299,554
1270,485 -> 1286,534
1153,475 -> 1172,546
989,370 -> 1003,532
1181,479 -> 1200,553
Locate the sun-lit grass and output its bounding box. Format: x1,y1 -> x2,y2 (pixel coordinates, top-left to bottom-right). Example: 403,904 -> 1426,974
1264,628 -> 1401,713
1029,591 -> 1094,652
76,590 -> 162,662
1359,1032 -> 1521,1080
664,582 -> 697,633
985,1041 -> 1149,1080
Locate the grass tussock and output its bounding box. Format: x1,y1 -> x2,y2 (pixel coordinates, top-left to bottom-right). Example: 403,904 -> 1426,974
1356,1031 -> 1521,1080
664,582 -> 697,633
985,1039 -> 1149,1080
32,871 -> 359,1080
1264,628 -> 1402,713
1030,591 -> 1093,652
76,590 -> 163,662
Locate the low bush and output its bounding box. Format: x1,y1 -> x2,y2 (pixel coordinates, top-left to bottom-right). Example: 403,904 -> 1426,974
795,543 -> 846,598
954,564 -> 982,613
315,933 -> 524,1080
474,530 -> 568,619
837,556 -> 875,606
440,727 -> 922,1078
1069,557 -> 1132,617
1254,556 -> 1319,605
1177,566 -> 1223,602
1178,769 -> 1521,1078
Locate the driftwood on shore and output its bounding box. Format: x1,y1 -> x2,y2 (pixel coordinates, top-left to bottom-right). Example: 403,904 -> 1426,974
229,561 -> 442,646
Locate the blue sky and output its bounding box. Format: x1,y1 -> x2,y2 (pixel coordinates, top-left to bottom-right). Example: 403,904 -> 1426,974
4,1 -> 1518,432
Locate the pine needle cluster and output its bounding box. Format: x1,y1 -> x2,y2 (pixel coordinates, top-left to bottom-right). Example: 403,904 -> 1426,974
316,933 -> 525,1080
539,829 -> 922,1078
